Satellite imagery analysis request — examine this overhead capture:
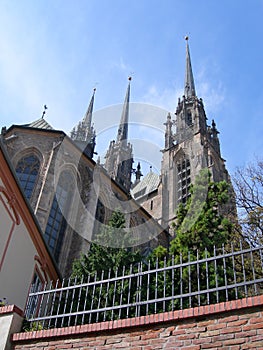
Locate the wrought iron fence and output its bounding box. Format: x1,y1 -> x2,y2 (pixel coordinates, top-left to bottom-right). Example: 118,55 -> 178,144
24,242 -> 263,330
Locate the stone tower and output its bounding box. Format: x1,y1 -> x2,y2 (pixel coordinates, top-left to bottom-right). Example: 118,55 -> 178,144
104,77 -> 134,192
161,37 -> 230,228
132,38 -> 231,231
70,88 -> 96,158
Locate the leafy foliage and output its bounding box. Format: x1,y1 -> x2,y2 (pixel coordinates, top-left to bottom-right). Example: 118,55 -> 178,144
170,169 -> 233,260
0,298 -> 7,307
72,210 -> 142,279
70,210 -> 143,322
149,170 -> 236,307
68,173 -> 250,321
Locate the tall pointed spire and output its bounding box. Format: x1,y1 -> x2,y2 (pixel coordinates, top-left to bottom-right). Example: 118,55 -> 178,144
70,88 -> 96,142
70,88 -> 96,158
117,77 -> 131,144
184,36 -> 196,98
83,87 -> 96,130
175,37 -> 207,144
104,77 -> 133,192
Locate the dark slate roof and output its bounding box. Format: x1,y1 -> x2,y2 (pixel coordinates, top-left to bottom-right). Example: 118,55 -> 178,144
23,118 -> 53,130
131,171 -> 160,200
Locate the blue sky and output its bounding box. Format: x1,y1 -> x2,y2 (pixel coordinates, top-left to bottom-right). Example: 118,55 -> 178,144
0,0 -> 262,177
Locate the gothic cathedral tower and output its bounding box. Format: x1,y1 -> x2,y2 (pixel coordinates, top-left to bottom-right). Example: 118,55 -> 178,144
161,37 -> 230,229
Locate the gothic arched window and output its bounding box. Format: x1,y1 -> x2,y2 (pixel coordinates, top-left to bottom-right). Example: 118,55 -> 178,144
15,155 -> 40,200
95,199 -> 105,224
186,111 -> 192,126
44,170 -> 74,262
177,158 -> 191,204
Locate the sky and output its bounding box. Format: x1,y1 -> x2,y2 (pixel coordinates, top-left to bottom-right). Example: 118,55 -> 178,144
0,0 -> 262,178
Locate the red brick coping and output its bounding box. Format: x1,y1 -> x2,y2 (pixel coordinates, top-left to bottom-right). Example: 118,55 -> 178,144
0,304 -> 23,317
12,295 -> 263,342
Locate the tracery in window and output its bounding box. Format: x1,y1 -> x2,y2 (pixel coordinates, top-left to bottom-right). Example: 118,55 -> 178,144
186,111 -> 192,126
15,155 -> 40,199
177,158 -> 191,204
44,170 -> 74,262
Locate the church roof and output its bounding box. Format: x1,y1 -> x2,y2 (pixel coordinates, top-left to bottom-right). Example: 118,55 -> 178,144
23,117 -> 54,130
131,170 -> 160,200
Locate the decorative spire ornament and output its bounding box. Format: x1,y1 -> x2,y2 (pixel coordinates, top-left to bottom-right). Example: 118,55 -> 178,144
41,105 -> 48,119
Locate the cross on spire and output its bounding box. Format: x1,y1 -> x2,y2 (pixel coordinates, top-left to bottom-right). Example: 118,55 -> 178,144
41,105 -> 48,119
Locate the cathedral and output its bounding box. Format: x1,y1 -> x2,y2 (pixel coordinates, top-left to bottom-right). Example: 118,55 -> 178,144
1,38 -> 231,277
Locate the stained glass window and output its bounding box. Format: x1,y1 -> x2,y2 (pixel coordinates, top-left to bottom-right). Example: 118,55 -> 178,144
44,171 -> 73,262
15,155 -> 40,199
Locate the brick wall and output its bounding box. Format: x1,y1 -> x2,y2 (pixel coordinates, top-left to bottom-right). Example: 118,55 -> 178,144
12,296 -> 263,349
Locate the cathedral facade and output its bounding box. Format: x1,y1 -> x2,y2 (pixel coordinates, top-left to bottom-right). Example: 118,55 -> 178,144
1,39 -> 232,277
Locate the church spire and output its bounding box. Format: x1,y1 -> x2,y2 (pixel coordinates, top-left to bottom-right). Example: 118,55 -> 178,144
104,77 -> 133,193
184,36 -> 196,98
83,87 -> 96,131
117,77 -> 131,145
70,88 -> 96,158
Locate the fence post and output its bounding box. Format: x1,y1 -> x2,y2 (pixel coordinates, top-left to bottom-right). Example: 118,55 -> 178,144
0,305 -> 24,350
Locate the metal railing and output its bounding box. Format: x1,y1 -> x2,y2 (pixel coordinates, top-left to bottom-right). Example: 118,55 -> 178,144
24,242 -> 263,330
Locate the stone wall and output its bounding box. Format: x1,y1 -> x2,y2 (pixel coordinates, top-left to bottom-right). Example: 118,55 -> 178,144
12,295 -> 263,349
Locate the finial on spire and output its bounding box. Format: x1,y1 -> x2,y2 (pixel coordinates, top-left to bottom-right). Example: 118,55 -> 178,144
128,76 -> 132,81
134,161 -> 143,182
92,82 -> 99,95
185,35 -> 189,41
41,105 -> 48,119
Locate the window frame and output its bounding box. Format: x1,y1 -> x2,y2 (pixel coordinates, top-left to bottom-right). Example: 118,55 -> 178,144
15,154 -> 40,200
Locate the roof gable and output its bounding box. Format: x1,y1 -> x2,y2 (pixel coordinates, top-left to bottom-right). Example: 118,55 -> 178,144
131,171 -> 160,200
23,117 -> 53,130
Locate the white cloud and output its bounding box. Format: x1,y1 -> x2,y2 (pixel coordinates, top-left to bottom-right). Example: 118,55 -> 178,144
197,80 -> 225,117
110,56 -> 133,78
142,84 -> 183,113
195,63 -> 226,119
119,57 -> 129,71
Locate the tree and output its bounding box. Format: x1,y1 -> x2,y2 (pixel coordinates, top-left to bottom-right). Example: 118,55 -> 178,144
72,210 -> 142,278
170,169 -> 233,259
71,210 -> 143,322
149,169 -> 235,308
233,158 -> 263,247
